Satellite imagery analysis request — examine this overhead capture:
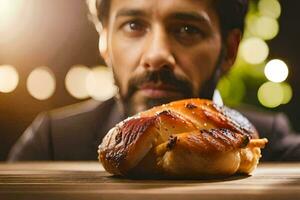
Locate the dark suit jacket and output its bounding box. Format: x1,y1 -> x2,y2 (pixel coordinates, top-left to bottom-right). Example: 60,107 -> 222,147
7,98 -> 300,161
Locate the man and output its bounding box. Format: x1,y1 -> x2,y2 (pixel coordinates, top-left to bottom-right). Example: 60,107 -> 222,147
8,0 -> 300,161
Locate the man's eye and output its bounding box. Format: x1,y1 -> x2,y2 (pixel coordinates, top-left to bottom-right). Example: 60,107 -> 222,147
122,20 -> 147,36
171,24 -> 204,45
179,25 -> 201,35
128,21 -> 143,31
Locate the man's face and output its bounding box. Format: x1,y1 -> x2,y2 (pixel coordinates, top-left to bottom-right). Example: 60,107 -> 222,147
103,0 -> 228,116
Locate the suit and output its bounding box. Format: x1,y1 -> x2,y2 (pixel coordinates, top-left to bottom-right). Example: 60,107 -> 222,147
8,98 -> 300,161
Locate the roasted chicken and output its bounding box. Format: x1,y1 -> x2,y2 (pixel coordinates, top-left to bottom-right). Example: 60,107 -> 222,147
99,98 -> 268,178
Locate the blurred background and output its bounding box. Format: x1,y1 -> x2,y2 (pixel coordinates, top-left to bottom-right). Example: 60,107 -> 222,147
0,0 -> 299,161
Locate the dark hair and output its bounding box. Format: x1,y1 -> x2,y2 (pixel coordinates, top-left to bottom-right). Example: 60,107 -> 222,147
214,0 -> 249,35
87,0 -> 249,35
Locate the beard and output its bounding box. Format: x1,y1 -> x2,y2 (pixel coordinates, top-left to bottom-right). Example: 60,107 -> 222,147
113,49 -> 224,117
113,67 -> 193,116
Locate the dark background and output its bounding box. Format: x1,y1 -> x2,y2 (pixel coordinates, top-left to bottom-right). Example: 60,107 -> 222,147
0,0 -> 299,161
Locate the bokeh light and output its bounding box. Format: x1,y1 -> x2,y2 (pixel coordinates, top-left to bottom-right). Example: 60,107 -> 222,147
86,66 -> 117,101
0,65 -> 19,93
258,81 -> 283,108
246,14 -> 279,40
246,14 -> 260,36
264,59 -> 289,83
27,67 -> 56,100
258,0 -> 281,19
217,76 -> 245,106
65,65 -> 91,99
281,82 -> 293,104
240,37 -> 269,64
254,16 -> 279,40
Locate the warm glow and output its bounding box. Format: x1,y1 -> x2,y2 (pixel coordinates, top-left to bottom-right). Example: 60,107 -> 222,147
281,82 -> 293,104
258,0 -> 281,19
27,67 -> 56,100
0,65 -> 19,93
264,59 -> 289,83
0,0 -> 16,24
65,65 -> 91,99
240,37 -> 269,64
258,82 -> 283,108
0,0 -> 24,30
254,16 -> 279,40
86,66 -> 117,101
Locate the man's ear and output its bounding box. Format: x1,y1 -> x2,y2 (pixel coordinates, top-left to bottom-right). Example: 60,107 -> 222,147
99,29 -> 110,65
221,29 -> 242,74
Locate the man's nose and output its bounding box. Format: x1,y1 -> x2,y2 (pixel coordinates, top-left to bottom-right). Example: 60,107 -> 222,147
141,26 -> 176,71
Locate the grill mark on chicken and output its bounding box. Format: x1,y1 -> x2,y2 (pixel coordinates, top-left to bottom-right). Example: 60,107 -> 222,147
156,110 -> 194,126
185,103 -> 198,109
102,116 -> 156,171
205,129 -> 232,146
212,104 -> 258,139
156,110 -> 197,132
120,117 -> 156,146
183,129 -> 250,153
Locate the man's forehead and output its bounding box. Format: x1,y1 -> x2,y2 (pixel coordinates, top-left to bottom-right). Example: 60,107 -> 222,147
110,0 -> 215,17
109,0 -> 216,25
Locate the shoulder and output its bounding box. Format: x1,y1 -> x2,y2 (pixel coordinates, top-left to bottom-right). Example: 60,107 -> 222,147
43,98 -> 116,160
40,98 -> 117,142
37,97 -> 117,142
8,98 -> 117,161
49,99 -> 104,120
45,98 -> 115,123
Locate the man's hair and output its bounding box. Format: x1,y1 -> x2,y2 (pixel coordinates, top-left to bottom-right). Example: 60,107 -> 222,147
87,0 -> 249,35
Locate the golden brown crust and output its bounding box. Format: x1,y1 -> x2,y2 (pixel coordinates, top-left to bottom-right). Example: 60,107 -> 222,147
99,98 -> 268,178
99,116 -> 157,175
176,129 -> 249,154
141,99 -> 259,139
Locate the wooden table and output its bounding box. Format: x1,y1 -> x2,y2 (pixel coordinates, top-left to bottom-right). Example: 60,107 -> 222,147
0,162 -> 299,200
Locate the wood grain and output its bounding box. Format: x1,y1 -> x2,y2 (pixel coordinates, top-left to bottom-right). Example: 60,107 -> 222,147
0,162 -> 299,200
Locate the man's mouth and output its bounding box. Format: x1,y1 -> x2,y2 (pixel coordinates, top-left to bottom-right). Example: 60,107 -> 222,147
138,83 -> 183,99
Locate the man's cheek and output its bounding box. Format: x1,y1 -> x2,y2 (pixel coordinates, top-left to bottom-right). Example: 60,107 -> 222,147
117,74 -> 127,97
112,70 -> 124,96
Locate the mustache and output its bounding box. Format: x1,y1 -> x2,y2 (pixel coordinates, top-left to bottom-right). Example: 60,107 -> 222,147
125,68 -> 193,99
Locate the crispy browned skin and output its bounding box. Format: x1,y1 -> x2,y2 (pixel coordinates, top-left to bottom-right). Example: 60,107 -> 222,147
99,99 -> 268,178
